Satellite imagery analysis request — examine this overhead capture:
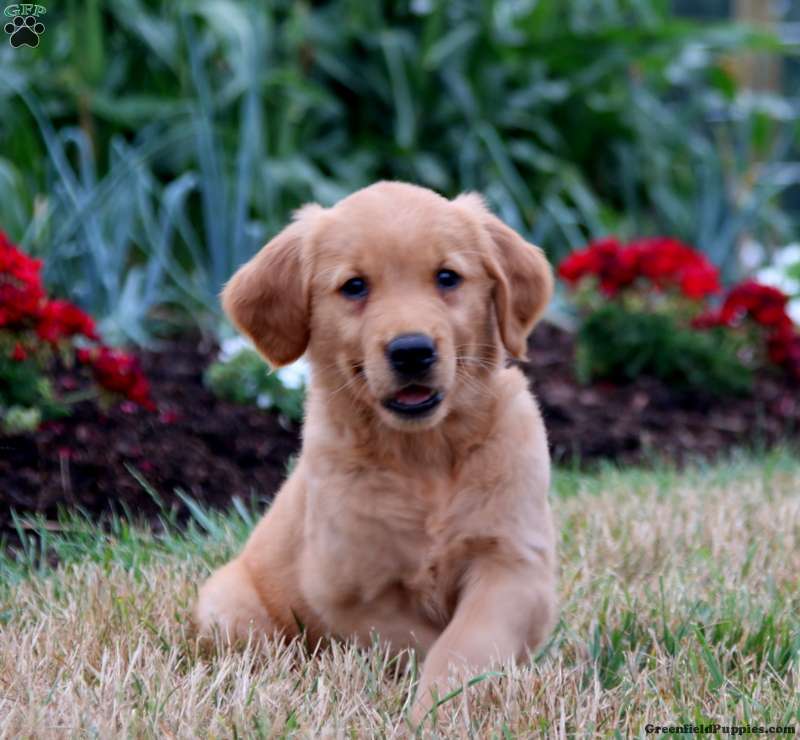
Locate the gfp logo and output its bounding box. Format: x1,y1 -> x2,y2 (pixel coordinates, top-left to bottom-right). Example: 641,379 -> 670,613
4,4 -> 46,48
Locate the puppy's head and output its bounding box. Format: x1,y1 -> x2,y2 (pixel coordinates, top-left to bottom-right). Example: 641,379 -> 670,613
222,182 -> 552,431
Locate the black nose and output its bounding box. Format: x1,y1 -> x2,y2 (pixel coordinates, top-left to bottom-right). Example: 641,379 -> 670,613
386,333 -> 437,377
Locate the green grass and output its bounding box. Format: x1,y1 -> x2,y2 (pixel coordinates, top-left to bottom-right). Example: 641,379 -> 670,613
1,449 -> 799,736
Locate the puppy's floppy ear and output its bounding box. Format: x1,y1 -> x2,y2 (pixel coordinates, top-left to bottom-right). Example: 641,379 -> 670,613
221,204 -> 323,366
453,193 -> 553,359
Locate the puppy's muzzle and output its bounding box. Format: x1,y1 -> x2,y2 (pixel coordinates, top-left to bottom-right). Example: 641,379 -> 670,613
386,333 -> 437,378
383,333 -> 443,418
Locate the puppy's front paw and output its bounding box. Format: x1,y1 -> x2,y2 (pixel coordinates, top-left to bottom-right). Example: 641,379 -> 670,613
195,559 -> 274,643
408,680 -> 445,729
408,697 -> 432,730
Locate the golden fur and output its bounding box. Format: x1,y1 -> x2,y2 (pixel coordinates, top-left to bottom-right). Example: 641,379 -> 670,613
195,181 -> 557,723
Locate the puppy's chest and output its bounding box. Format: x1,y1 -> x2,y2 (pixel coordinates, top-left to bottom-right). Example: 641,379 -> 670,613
304,480 -> 463,621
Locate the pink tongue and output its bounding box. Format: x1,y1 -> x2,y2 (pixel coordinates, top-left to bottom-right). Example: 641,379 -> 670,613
395,386 -> 433,405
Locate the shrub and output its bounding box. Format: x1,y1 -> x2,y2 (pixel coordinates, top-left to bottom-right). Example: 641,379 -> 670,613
694,280 -> 800,383
576,304 -> 751,393
559,237 -> 800,393
0,232 -> 154,432
204,337 -> 308,423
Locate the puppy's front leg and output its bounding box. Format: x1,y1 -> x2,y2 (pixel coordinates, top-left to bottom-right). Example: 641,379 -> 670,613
410,556 -> 555,726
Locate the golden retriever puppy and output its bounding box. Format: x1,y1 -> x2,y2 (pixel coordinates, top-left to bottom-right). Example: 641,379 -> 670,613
195,181 -> 557,724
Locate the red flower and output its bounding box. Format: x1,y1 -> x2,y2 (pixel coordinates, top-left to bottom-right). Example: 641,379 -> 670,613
0,234 -> 97,343
36,299 -> 98,343
766,323 -> 800,378
10,342 -> 27,361
559,234 -> 800,383
558,240 -> 608,284
631,238 -> 720,298
558,237 -> 639,296
691,310 -> 723,330
80,346 -> 155,410
0,234 -> 46,328
0,231 -> 155,423
680,263 -> 721,300
0,232 -> 43,286
127,376 -> 154,409
767,326 -> 794,364
717,281 -> 792,331
692,280 -> 799,380
558,236 -> 720,300
633,238 -> 683,281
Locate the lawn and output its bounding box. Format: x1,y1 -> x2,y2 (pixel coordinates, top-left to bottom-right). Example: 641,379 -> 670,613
1,451 -> 799,737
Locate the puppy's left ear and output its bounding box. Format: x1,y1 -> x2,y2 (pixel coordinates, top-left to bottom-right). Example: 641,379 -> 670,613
454,193 -> 553,359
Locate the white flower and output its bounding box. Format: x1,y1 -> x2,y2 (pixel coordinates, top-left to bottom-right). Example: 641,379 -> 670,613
758,266 -> 800,296
219,335 -> 254,363
256,392 -> 273,409
756,244 -> 800,327
788,299 -> 800,327
774,244 -> 800,269
276,357 -> 311,390
739,238 -> 764,271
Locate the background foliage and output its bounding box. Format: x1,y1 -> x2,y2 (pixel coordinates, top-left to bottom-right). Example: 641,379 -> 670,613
575,304 -> 751,393
0,0 -> 797,344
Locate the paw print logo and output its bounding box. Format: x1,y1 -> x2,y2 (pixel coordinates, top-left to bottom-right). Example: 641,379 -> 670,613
4,13 -> 45,48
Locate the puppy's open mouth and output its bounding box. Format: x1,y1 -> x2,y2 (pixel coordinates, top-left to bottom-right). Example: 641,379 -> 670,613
383,385 -> 442,417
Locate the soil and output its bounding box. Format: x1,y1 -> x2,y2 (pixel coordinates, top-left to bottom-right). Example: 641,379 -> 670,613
526,323 -> 799,466
1,324 -> 798,543
0,338 -> 300,542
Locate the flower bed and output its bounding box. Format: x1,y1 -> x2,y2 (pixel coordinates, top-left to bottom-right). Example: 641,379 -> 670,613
559,236 -> 800,392
0,338 -> 300,544
1,233 -> 153,433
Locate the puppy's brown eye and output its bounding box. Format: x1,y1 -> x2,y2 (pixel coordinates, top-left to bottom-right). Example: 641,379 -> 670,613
340,277 -> 369,299
436,269 -> 461,290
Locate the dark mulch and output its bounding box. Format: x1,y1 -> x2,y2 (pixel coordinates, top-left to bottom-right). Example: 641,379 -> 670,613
526,324 -> 799,466
0,338 -> 300,541
1,324 -> 798,542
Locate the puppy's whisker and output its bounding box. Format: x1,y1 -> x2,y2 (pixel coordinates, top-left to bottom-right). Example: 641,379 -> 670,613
454,342 -> 499,350
457,354 -> 495,366
454,366 -> 499,400
328,373 -> 365,399
453,342 -> 505,357
456,355 -> 496,372
453,368 -> 484,393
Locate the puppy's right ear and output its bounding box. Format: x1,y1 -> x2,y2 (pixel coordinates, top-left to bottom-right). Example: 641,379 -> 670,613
221,204 -> 323,366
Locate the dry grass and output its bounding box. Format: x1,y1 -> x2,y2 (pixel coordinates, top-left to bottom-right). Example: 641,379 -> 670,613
1,452 -> 799,738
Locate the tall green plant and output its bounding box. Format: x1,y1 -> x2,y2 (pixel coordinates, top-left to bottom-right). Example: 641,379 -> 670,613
0,0 -> 795,343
